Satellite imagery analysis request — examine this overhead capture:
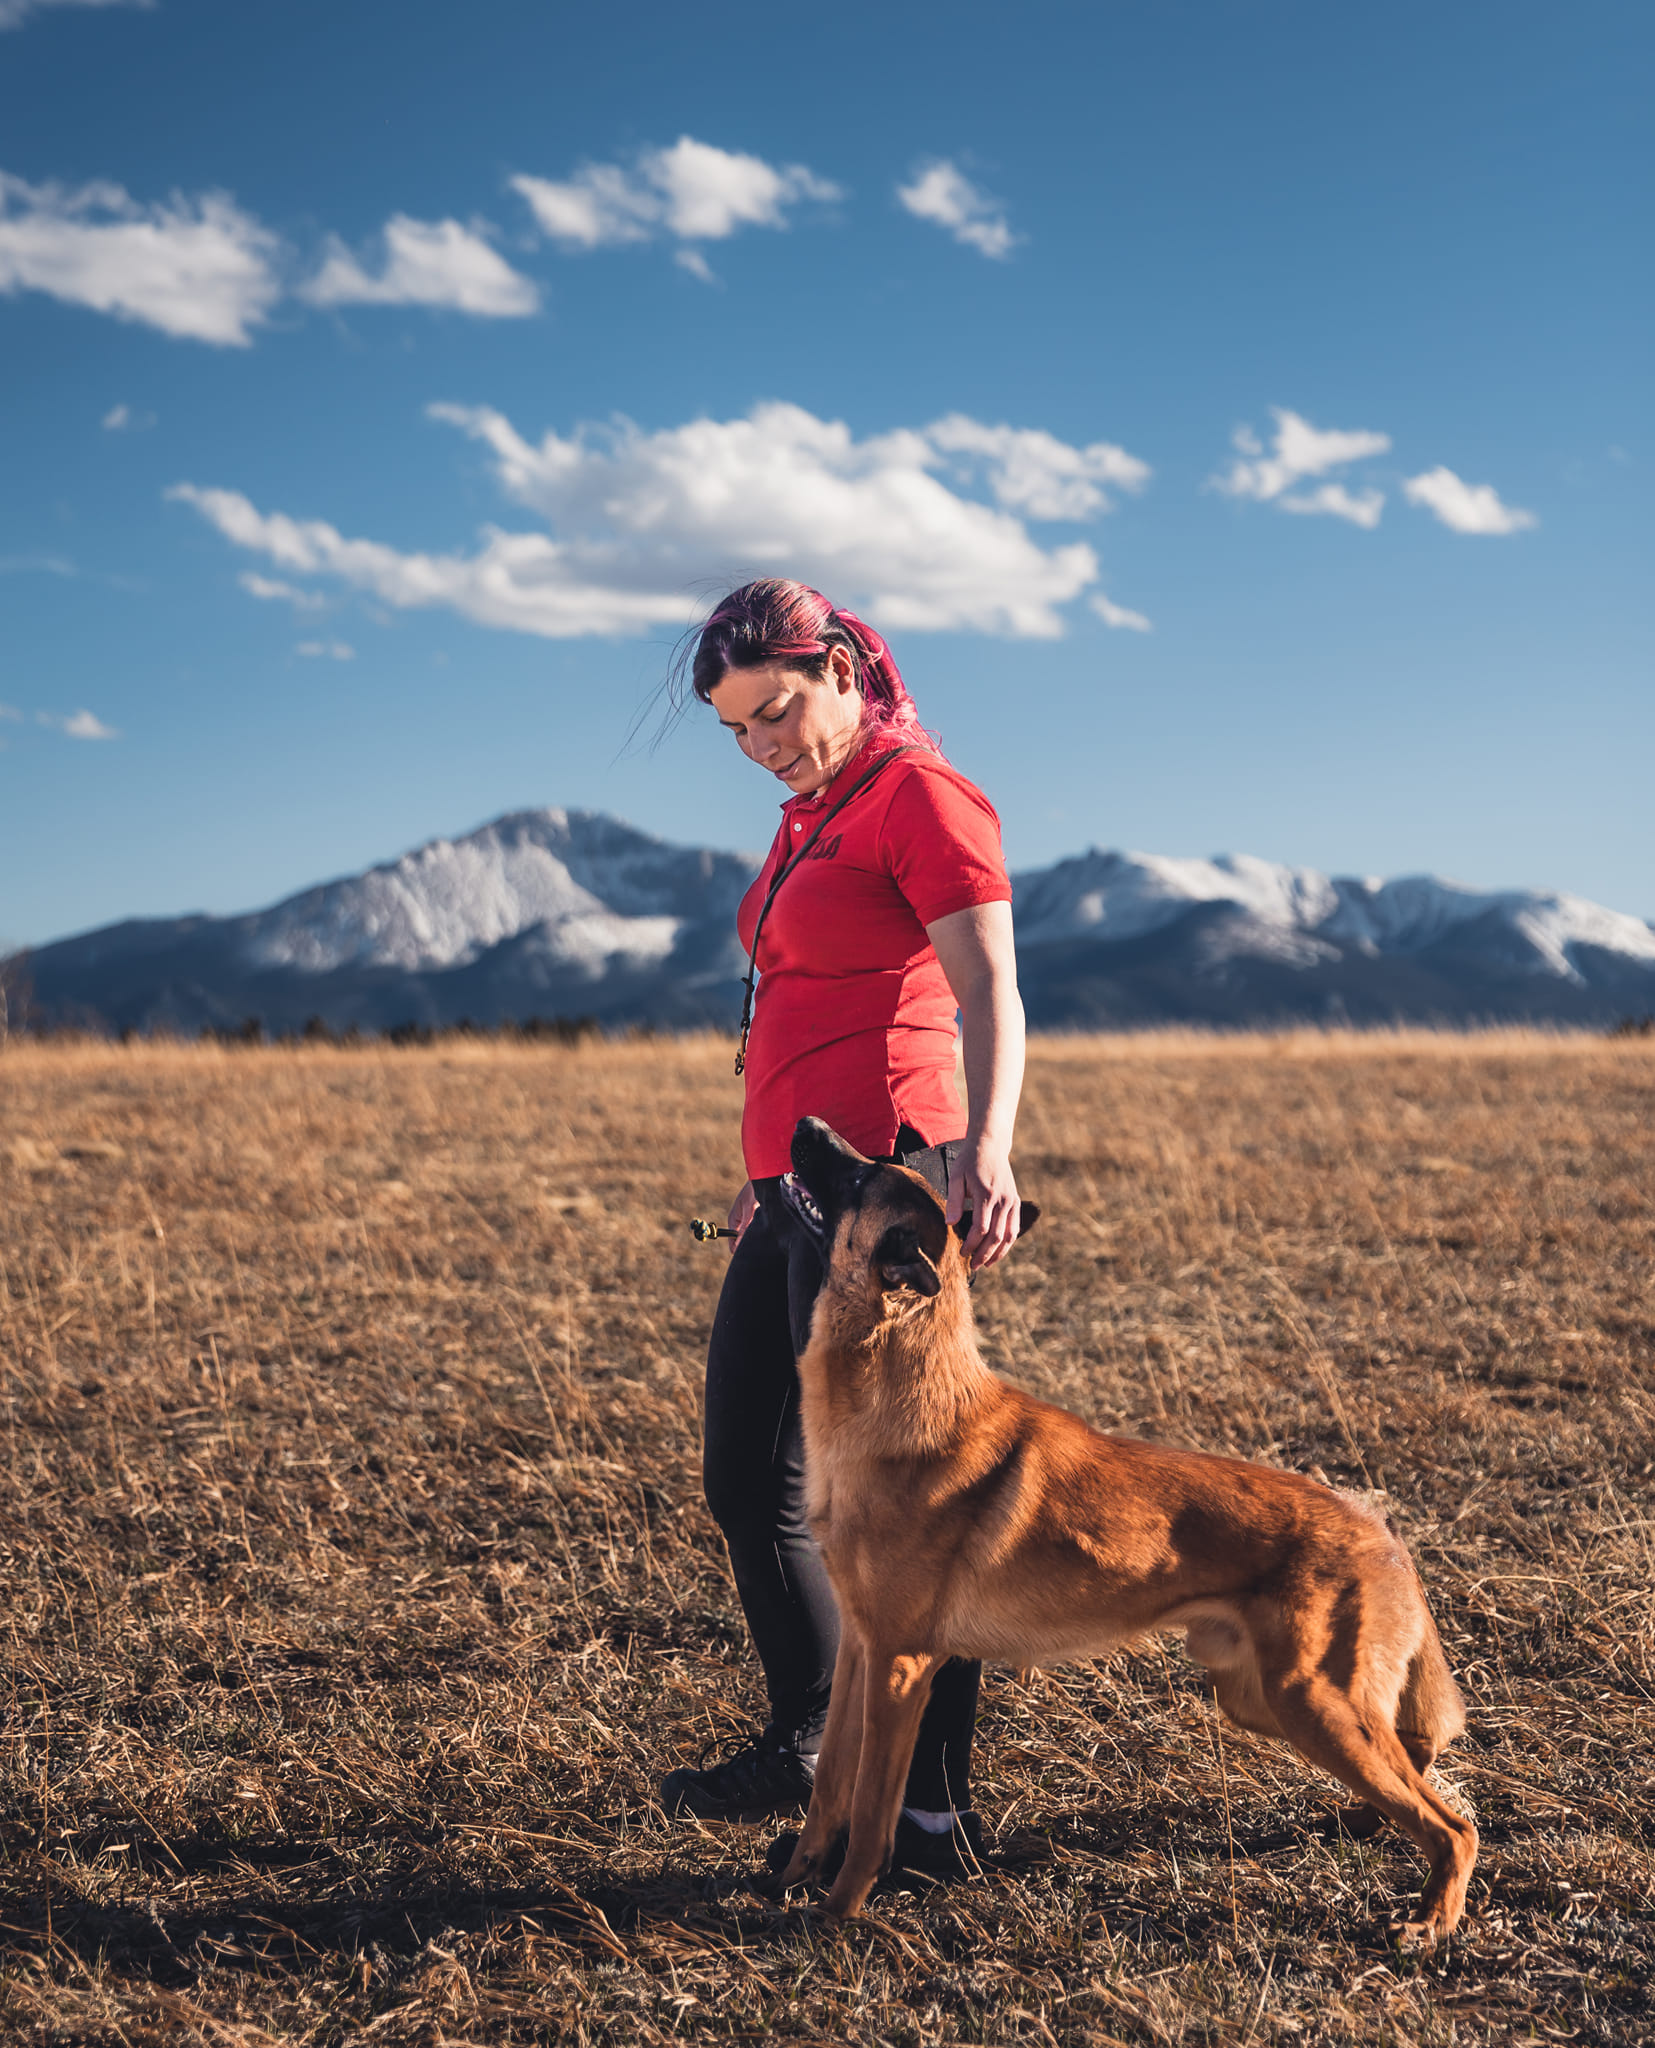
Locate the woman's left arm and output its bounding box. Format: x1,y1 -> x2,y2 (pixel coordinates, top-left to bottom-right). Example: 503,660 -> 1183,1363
925,899 -> 1026,1270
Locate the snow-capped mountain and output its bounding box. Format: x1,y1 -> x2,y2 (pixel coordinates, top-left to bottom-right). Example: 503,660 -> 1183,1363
1014,850 -> 1655,981
1011,850 -> 1655,1027
241,809 -> 750,977
15,815 -> 1655,1035
19,811 -> 761,1036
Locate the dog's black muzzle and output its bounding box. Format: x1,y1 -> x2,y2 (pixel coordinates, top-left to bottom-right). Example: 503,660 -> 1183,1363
781,1117 -> 874,1245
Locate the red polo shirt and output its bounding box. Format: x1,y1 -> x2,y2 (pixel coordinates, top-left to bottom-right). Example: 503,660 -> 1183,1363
737,733 -> 1013,1180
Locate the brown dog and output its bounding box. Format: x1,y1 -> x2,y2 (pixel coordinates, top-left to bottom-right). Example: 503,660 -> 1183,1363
772,1117 -> 1476,1944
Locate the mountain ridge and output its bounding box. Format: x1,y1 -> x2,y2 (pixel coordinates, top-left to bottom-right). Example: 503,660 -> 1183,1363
13,808 -> 1655,1035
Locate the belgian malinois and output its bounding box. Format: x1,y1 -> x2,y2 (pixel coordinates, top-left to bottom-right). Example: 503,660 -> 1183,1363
771,1117 -> 1476,1944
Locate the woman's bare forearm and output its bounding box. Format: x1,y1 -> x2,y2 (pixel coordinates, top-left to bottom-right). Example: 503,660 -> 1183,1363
956,962 -> 1024,1153
926,900 -> 1025,1262
928,900 -> 1025,1142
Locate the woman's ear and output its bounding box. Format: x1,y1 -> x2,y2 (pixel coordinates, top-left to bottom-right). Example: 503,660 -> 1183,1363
826,640 -> 860,695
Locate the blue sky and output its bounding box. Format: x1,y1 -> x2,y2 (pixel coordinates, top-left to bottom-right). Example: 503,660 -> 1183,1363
2,0 -> 1650,947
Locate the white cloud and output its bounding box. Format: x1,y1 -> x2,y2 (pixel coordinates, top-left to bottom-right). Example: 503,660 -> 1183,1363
674,247 -> 717,285
101,400 -> 154,431
39,707 -> 118,738
511,164 -> 654,249
0,701 -> 21,719
510,136 -> 839,255
239,570 -> 326,609
1212,407 -> 1391,519
1090,592 -> 1152,633
926,415 -> 1149,519
0,170 -> 279,344
64,707 -> 118,737
296,639 -> 355,660
172,399 -> 1153,640
1402,465 -> 1537,535
653,136 -> 837,238
1278,481 -> 1385,529
896,161 -> 1017,260
301,215 -> 538,317
0,549 -> 76,575
0,0 -> 152,29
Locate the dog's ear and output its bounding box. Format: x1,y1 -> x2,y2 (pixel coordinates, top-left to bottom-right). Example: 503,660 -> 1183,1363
873,1222 -> 942,1297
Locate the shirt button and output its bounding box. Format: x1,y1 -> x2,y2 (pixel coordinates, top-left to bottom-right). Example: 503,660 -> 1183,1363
793,823 -> 802,832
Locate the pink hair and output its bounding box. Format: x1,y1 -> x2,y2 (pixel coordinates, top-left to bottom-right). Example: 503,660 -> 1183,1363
686,579 -> 941,753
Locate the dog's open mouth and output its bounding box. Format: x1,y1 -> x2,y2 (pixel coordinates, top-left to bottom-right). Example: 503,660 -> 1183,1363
778,1172 -> 826,1241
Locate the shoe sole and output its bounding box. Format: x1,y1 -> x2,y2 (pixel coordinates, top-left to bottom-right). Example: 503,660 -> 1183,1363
662,1777 -> 808,1825
671,1800 -> 807,1822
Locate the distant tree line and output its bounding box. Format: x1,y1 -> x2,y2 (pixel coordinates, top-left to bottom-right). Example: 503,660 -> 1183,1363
213,1015 -> 612,1048
0,997 -> 635,1048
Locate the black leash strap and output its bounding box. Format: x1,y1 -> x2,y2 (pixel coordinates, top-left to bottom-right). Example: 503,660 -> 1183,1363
734,743 -> 922,1076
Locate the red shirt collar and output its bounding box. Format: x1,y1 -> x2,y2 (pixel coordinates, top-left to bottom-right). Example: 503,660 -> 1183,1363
779,727 -> 911,816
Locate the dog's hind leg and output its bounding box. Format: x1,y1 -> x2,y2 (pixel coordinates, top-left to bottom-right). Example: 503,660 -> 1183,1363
1262,1670 -> 1477,1947
821,1647 -> 940,1923
1318,1590 -> 1467,1843
1335,1616 -> 1467,1840
782,1631 -> 865,1889
1395,1609 -> 1465,1774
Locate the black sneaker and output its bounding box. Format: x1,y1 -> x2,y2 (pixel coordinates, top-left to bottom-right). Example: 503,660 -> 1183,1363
890,1810 -> 988,1885
660,1729 -> 815,1822
765,1810 -> 987,1890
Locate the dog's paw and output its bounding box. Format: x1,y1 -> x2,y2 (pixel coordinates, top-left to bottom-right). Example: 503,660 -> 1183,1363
1389,1916 -> 1443,1953
822,1875 -> 877,1923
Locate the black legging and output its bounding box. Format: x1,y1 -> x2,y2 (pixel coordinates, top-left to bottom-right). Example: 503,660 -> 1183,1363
701,1133 -> 980,1814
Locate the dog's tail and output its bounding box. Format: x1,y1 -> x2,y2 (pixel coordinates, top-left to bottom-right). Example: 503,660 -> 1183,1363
1396,1607 -> 1465,1769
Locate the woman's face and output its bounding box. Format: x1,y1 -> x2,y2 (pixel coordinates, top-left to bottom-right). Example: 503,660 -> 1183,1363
707,645 -> 864,797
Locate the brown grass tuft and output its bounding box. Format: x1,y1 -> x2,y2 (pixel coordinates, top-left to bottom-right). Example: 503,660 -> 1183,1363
1,1031 -> 1651,2043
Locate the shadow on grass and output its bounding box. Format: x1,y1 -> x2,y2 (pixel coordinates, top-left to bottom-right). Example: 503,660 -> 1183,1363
3,1832 -> 788,1983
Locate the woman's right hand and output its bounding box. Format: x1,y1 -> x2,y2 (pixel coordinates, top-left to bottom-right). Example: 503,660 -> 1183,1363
727,1179 -> 758,1248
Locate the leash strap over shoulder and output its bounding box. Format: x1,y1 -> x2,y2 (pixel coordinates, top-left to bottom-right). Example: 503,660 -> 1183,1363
734,743 -> 923,1076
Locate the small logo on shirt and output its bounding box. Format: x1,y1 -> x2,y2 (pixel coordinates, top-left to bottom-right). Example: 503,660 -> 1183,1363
805,833 -> 843,862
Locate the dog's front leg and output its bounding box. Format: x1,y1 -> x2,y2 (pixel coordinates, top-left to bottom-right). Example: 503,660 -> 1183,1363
822,1648 -> 938,1923
780,1630 -> 864,1889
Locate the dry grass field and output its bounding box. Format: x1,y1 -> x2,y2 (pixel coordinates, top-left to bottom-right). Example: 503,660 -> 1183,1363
1,1031 -> 1651,2046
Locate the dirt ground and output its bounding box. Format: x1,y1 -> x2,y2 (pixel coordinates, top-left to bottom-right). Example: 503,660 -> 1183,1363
1,1031 -> 1650,2045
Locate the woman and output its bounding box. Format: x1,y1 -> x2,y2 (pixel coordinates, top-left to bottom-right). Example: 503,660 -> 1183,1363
662,579 -> 1026,1879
